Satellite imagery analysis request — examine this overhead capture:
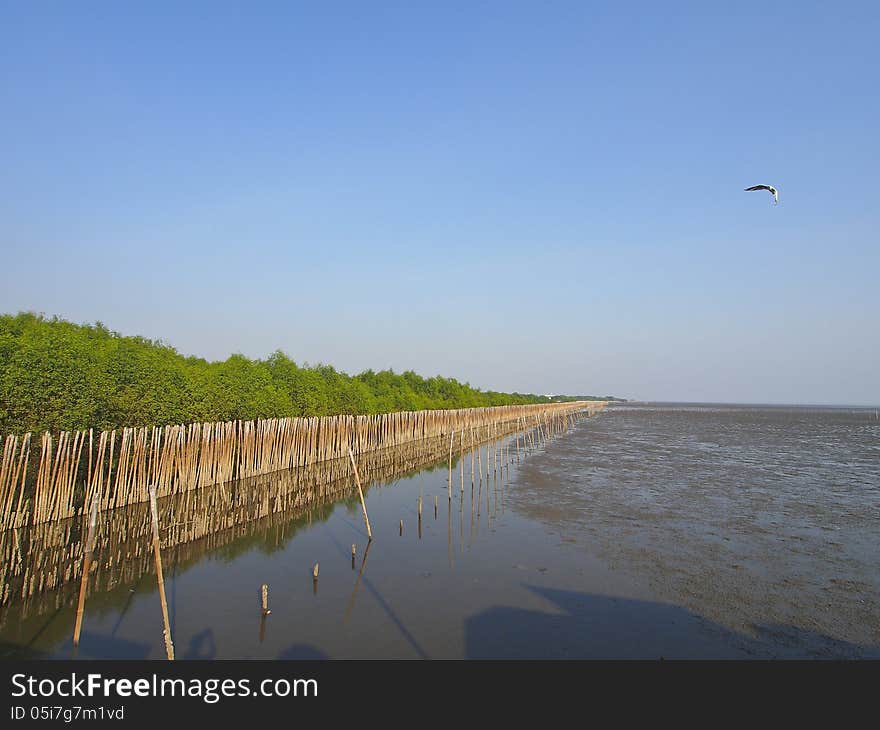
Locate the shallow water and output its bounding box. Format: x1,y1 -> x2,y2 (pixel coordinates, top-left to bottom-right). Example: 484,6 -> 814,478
2,404 -> 877,659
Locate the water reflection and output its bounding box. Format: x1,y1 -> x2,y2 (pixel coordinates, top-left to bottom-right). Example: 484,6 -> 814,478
0,431 -> 483,626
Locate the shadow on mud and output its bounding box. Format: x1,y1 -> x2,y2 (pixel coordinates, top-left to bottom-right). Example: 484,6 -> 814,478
464,585 -> 879,659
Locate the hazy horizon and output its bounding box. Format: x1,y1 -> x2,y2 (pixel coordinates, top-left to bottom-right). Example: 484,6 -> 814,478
2,4 -> 878,406
615,400 -> 880,408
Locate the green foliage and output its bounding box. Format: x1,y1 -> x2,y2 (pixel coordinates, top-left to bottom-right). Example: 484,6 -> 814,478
0,312 -> 583,433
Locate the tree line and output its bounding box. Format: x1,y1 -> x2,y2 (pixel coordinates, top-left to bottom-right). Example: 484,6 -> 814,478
0,312 -> 607,434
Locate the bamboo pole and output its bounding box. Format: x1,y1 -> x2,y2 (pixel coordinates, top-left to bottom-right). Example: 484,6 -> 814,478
148,484 -> 174,660
348,447 -> 372,541
72,496 -> 100,647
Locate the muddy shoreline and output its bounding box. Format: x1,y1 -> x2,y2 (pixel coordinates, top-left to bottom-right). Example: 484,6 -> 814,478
511,404 -> 880,658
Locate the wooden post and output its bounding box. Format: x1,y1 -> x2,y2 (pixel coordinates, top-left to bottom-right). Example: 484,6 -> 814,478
72,496 -> 100,648
261,584 -> 271,615
348,448 -> 372,541
148,484 -> 174,660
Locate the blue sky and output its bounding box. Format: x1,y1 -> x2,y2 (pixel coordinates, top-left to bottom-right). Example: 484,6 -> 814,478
1,2 -> 878,404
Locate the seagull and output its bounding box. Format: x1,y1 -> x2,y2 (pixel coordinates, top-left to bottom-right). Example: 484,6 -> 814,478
744,184 -> 779,205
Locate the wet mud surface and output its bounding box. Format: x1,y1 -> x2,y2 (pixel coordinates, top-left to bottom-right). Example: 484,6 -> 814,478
512,404 -> 880,658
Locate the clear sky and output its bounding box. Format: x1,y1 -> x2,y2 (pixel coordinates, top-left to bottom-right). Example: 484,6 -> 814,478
1,2 -> 878,404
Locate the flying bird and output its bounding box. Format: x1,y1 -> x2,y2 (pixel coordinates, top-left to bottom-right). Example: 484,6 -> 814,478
744,184 -> 779,205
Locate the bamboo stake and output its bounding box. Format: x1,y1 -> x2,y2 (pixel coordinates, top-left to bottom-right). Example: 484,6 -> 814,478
347,447 -> 372,541
72,495 -> 100,648
148,484 -> 174,660
12,433 -> 31,528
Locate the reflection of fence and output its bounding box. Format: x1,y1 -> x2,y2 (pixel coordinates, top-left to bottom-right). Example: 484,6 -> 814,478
0,404 -> 602,623
0,402 -> 603,529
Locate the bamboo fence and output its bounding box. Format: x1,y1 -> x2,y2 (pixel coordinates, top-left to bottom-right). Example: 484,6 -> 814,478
0,402 -> 606,622
0,402 -> 605,530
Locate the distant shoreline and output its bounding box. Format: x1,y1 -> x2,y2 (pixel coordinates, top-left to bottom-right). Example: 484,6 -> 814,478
613,400 -> 880,409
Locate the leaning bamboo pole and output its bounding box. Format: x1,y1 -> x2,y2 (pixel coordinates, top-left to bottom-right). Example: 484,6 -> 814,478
348,448 -> 372,541
72,495 -> 100,647
148,484 -> 174,660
